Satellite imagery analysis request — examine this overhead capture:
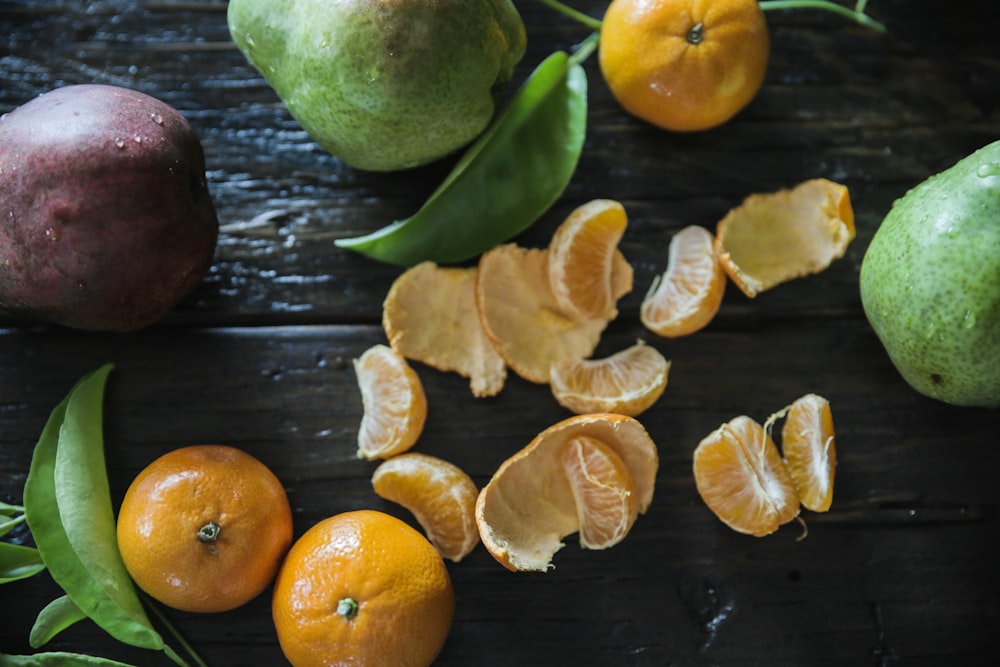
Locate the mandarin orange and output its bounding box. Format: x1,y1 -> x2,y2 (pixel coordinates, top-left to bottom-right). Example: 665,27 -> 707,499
116,444 -> 293,613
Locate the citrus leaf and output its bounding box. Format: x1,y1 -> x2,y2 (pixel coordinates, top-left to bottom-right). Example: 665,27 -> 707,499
0,541 -> 45,583
30,595 -> 87,648
0,652 -> 138,667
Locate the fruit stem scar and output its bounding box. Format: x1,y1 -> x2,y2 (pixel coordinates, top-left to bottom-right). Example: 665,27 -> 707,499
687,22 -> 705,46
197,521 -> 221,543
337,597 -> 359,620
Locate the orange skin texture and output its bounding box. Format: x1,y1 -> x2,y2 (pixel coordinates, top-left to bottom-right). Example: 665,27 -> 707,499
116,444 -> 293,613
598,0 -> 770,132
272,510 -> 455,667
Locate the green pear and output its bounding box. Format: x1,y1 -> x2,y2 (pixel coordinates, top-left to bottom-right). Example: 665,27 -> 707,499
860,140 -> 1000,407
227,0 -> 526,172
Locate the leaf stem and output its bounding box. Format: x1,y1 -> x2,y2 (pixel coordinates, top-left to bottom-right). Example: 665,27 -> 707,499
758,0 -> 887,33
139,591 -> 208,667
568,31 -> 600,68
534,0 -> 603,31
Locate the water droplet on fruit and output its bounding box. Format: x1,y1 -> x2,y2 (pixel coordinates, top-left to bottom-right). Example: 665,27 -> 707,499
976,162 -> 1000,178
244,33 -> 256,49
133,135 -> 143,144
114,137 -> 126,149
44,227 -> 59,241
150,112 -> 163,125
77,279 -> 87,292
963,310 -> 977,329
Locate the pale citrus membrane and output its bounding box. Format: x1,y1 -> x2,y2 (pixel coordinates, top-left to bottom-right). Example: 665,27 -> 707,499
383,261 -> 506,397
475,413 -> 658,571
547,199 -> 629,320
353,344 -> 427,460
549,340 -> 670,417
641,225 -> 726,337
715,179 -> 855,297
372,452 -> 480,563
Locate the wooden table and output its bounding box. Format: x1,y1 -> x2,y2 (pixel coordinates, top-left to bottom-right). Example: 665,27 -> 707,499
2,1 -> 998,664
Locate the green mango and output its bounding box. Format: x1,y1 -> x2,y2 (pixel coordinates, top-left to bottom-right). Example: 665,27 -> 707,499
227,0 -> 526,172
860,140 -> 1000,407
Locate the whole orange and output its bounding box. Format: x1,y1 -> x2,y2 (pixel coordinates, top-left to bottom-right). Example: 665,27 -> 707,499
116,444 -> 293,613
598,0 -> 770,132
272,510 -> 454,667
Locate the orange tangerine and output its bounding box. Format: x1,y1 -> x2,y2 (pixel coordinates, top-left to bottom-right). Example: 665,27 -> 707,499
772,393 -> 836,512
353,344 -> 427,460
475,413 -> 658,571
549,340 -> 670,416
598,0 -> 770,132
372,452 -> 480,563
693,415 -> 800,536
547,199 -> 629,320
272,510 -> 454,667
715,179 -> 855,297
641,225 -> 726,337
116,445 -> 293,613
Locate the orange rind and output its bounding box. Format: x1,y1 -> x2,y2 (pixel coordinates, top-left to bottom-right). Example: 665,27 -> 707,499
383,261 -> 506,398
372,452 -> 480,563
475,413 -> 658,571
693,415 -> 801,536
549,340 -> 670,417
715,178 -> 855,297
353,344 -> 427,460
641,225 -> 726,337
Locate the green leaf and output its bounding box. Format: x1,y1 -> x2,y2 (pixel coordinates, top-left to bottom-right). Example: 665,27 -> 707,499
30,595 -> 88,648
336,49 -> 589,266
23,365 -> 164,652
0,652 -> 138,667
0,501 -> 24,515
0,513 -> 26,538
0,541 -> 45,583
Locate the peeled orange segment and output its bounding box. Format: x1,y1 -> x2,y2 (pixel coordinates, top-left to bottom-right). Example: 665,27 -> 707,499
773,393 -> 837,512
353,344 -> 427,460
641,225 -> 726,337
475,243 -> 633,384
383,261 -> 506,398
475,413 -> 658,571
714,179 -> 855,297
549,340 -> 670,417
693,415 -> 801,537
371,453 -> 480,563
562,436 -> 636,549
547,199 -> 629,320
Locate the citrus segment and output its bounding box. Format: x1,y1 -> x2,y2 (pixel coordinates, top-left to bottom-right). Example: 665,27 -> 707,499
715,179 -> 855,297
562,436 -> 637,549
475,243 -> 632,384
353,344 -> 427,460
475,413 -> 658,571
693,415 -> 800,536
775,393 -> 836,512
116,445 -> 293,613
371,452 -> 480,563
383,261 -> 506,398
549,340 -> 670,416
598,0 -> 770,132
641,225 -> 726,337
272,510 -> 454,667
547,199 -> 629,320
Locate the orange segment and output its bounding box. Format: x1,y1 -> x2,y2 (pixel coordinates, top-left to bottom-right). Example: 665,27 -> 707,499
774,393 -> 837,512
383,261 -> 506,398
641,225 -> 726,337
562,436 -> 636,549
475,243 -> 632,384
475,413 -> 658,571
715,178 -> 855,297
549,340 -> 670,416
353,344 -> 427,460
547,199 -> 629,320
371,452 -> 480,563
693,415 -> 801,536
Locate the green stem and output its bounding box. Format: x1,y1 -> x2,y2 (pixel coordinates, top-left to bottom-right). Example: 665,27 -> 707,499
759,0 -> 887,33
534,0 -> 603,31
140,591 -> 209,667
568,30 -> 600,68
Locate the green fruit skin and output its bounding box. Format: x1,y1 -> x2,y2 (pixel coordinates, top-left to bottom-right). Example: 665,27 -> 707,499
860,140 -> 1000,407
0,85 -> 219,332
227,0 -> 527,172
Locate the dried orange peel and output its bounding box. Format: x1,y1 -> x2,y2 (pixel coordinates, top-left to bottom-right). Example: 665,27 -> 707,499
383,261 -> 506,397
715,178 -> 855,297
475,413 -> 658,571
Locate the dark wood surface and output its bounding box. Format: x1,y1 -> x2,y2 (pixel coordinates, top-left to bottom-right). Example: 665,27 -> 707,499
2,1 -> 998,665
